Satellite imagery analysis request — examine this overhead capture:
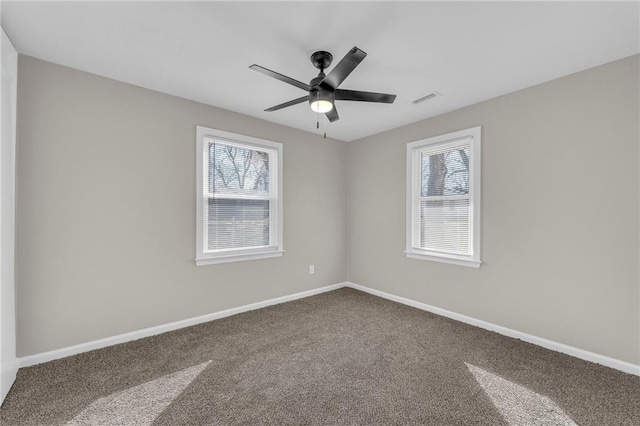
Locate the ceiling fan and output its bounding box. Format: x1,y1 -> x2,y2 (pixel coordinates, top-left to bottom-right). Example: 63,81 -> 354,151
249,46 -> 396,122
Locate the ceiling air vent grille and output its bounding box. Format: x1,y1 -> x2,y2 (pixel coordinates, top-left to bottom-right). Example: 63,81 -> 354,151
412,92 -> 441,105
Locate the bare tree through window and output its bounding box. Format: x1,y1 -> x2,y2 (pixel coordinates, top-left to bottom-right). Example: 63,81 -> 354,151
209,144 -> 269,195
421,148 -> 469,197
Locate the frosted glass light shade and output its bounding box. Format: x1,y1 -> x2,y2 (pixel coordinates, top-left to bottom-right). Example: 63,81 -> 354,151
310,99 -> 333,113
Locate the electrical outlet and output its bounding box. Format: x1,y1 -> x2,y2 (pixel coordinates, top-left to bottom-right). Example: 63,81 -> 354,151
309,264 -> 315,275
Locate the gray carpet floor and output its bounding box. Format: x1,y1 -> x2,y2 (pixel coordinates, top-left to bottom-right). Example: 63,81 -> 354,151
1,288 -> 639,425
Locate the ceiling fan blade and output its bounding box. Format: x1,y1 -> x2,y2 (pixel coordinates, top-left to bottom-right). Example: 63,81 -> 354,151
320,47 -> 367,90
264,96 -> 310,112
249,64 -> 311,91
335,89 -> 396,103
325,106 -> 339,122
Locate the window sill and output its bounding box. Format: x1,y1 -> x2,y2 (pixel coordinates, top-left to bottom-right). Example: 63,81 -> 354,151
196,250 -> 284,266
405,250 -> 481,269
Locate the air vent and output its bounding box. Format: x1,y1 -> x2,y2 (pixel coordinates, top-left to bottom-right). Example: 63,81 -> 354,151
412,92 -> 442,105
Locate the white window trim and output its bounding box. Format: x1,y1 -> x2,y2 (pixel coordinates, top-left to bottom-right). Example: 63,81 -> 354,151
405,126 -> 482,268
195,126 -> 284,266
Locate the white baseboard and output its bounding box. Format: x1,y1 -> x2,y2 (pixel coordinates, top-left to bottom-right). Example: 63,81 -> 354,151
19,282 -> 347,368
19,280 -> 639,377
345,282 -> 640,376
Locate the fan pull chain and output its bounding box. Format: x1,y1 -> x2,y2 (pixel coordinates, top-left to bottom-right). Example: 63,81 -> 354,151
320,103 -> 326,139
323,115 -> 327,139
313,91 -> 327,139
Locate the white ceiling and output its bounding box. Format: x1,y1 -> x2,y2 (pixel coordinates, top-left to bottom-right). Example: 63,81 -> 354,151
2,1 -> 638,142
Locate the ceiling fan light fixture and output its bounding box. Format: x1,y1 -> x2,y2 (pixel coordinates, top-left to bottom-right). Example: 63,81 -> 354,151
310,99 -> 333,113
309,89 -> 334,113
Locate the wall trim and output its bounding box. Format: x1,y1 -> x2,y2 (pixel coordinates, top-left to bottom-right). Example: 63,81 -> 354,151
19,282 -> 347,368
345,282 -> 640,376
19,281 -> 639,377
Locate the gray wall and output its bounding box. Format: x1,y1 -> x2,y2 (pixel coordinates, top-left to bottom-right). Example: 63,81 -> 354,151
16,54 -> 640,366
347,55 -> 640,365
16,56 -> 347,357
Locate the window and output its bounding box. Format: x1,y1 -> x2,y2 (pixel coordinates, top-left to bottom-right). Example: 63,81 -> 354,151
196,126 -> 283,265
406,126 -> 481,268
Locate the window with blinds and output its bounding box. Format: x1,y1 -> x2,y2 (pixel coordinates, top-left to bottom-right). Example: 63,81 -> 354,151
406,127 -> 481,268
196,126 -> 283,265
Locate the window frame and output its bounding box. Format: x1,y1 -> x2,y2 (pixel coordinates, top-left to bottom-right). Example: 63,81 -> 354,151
405,126 -> 482,268
195,126 -> 284,266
